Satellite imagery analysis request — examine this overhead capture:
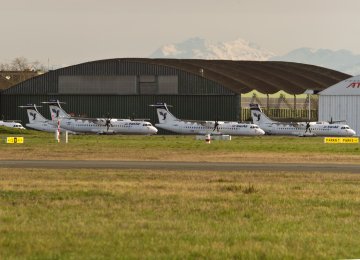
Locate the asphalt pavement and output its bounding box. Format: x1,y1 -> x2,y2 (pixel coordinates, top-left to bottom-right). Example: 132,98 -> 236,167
0,160 -> 359,173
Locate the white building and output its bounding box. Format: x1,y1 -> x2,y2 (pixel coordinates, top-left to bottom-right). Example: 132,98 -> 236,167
318,75 -> 360,135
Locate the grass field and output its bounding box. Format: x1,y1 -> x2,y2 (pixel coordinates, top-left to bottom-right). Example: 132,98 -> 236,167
1,128 -> 360,258
0,128 -> 359,163
1,169 -> 360,259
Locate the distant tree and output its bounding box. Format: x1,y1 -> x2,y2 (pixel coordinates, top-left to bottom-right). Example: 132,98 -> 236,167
31,60 -> 47,72
11,57 -> 30,71
0,57 -> 47,72
0,63 -> 11,71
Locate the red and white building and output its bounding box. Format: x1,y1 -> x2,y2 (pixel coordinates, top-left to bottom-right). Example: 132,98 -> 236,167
318,75 -> 360,135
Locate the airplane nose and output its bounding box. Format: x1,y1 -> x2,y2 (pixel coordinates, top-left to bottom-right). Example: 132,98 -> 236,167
349,130 -> 356,136
256,129 -> 265,135
150,126 -> 158,134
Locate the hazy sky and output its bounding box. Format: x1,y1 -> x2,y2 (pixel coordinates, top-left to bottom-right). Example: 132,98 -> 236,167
1,0 -> 360,68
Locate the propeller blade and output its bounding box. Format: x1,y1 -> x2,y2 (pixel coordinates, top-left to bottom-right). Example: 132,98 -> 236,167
213,119 -> 219,132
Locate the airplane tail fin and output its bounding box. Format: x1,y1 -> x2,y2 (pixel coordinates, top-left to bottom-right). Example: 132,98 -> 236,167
19,104 -> 47,123
250,103 -> 275,125
149,102 -> 178,124
42,100 -> 71,120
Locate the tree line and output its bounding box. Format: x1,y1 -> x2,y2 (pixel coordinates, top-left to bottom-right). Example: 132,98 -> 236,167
0,57 -> 47,72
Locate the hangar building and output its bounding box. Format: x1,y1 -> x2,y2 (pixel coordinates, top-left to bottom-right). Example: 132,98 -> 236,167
318,75 -> 360,135
0,58 -> 350,131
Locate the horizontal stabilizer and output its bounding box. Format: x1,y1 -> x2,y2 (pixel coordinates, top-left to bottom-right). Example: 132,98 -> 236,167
130,118 -> 151,121
149,102 -> 173,109
1,119 -> 22,122
19,104 -> 43,109
249,103 -> 262,111
41,99 -> 66,105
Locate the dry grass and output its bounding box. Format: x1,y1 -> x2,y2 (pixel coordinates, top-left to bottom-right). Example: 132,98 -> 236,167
1,145 -> 359,164
1,168 -> 360,259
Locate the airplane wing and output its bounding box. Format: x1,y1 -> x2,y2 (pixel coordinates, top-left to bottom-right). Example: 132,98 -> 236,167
181,119 -> 207,123
60,116 -> 98,121
127,118 -> 151,121
90,118 -> 107,125
329,120 -> 347,124
181,119 -> 225,126
2,120 -> 22,123
60,116 -> 109,125
270,122 -> 303,127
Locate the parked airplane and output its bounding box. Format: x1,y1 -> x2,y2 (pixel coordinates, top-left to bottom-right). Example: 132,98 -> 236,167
250,103 -> 356,136
0,120 -> 25,130
19,104 -> 73,133
150,102 -> 265,136
43,100 -> 158,135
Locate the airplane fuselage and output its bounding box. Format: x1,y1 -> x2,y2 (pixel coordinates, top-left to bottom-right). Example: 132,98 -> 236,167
26,122 -> 70,133
156,121 -> 265,135
261,122 -> 356,136
250,103 -> 356,137
0,121 -> 25,129
57,118 -> 158,135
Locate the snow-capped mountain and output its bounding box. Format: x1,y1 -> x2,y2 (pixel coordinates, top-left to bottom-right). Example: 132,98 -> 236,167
150,38 -> 360,75
270,48 -> 360,75
149,37 -> 275,61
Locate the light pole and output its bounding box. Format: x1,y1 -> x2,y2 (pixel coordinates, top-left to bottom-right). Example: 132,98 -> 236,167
304,89 -> 314,121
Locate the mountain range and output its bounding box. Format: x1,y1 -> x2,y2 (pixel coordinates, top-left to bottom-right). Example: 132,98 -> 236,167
150,37 -> 274,61
150,37 -> 360,75
270,48 -> 360,75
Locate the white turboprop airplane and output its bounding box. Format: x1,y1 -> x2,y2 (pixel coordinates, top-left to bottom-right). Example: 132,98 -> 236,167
0,120 -> 25,130
19,104 -> 72,133
150,102 -> 265,136
43,100 -> 158,135
250,103 -> 356,136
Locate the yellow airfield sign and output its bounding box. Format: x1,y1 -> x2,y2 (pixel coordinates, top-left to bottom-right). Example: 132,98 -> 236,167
324,137 -> 359,144
6,137 -> 24,144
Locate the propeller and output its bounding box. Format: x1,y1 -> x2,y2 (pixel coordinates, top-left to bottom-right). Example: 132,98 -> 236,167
213,118 -> 220,132
305,122 -> 311,133
104,112 -> 112,131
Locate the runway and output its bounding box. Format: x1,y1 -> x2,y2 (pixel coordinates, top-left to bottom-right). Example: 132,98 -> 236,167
0,160 -> 359,173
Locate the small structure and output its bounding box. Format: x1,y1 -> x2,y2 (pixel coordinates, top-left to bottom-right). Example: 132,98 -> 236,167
196,134 -> 231,141
318,75 -> 360,135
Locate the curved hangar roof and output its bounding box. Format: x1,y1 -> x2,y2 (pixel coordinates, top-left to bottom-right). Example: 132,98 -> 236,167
127,58 -> 350,95
3,58 -> 350,95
